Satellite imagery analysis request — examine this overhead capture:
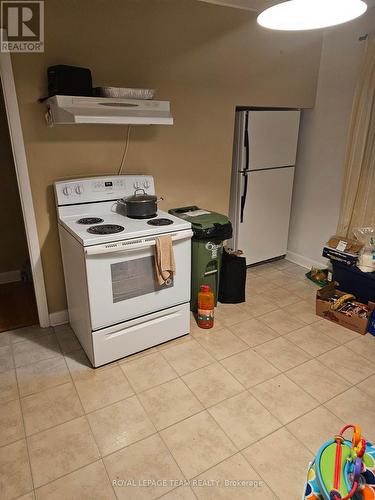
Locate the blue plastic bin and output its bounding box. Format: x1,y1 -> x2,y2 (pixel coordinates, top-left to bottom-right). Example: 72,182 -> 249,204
332,261 -> 375,304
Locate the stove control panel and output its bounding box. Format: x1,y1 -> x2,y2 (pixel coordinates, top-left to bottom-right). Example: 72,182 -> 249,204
54,175 -> 155,206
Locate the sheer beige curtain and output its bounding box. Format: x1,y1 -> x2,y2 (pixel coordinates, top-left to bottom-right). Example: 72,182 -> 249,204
337,36 -> 375,237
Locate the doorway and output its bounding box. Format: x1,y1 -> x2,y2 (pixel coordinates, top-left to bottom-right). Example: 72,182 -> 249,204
0,82 -> 39,332
0,36 -> 49,328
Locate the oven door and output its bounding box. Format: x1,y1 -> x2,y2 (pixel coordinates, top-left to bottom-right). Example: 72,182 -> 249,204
85,230 -> 192,330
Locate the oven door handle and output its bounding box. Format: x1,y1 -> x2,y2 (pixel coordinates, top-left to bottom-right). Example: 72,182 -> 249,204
84,229 -> 193,256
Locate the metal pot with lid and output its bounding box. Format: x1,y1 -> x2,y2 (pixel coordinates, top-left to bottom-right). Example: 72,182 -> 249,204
117,189 -> 163,219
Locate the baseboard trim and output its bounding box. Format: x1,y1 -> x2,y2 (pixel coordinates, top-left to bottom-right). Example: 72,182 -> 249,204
286,250 -> 327,270
49,309 -> 69,327
0,270 -> 21,284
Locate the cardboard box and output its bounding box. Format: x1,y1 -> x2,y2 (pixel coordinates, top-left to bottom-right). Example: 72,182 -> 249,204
323,235 -> 364,266
322,246 -> 359,266
316,283 -> 375,335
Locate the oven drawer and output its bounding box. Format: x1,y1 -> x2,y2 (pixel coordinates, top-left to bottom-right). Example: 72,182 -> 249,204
92,303 -> 190,367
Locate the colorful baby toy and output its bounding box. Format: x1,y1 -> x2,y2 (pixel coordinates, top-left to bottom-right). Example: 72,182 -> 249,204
303,424 -> 375,500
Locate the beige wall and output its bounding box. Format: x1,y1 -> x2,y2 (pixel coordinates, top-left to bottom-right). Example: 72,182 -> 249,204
0,86 -> 28,274
288,7 -> 375,267
11,0 -> 322,314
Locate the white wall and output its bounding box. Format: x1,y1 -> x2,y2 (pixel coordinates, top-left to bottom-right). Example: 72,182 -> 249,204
287,8 -> 375,269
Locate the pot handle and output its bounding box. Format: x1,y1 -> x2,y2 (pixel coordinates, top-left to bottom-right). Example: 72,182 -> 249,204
157,197 -> 164,203
134,188 -> 147,196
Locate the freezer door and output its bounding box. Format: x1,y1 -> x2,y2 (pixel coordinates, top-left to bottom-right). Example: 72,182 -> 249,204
238,167 -> 295,265
249,110 -> 300,170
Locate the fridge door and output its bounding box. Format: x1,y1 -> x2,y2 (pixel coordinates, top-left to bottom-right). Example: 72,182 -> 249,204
249,110 -> 300,170
238,167 -> 295,265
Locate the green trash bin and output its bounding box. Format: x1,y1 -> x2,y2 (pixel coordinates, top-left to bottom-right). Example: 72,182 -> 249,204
169,206 -> 232,312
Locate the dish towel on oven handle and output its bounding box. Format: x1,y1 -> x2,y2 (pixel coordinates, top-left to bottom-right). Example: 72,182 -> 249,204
154,235 -> 176,285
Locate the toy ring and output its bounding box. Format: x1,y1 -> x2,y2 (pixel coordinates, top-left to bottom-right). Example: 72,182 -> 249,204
353,458 -> 362,483
330,491 -> 341,499
357,439 -> 367,459
352,426 -> 361,447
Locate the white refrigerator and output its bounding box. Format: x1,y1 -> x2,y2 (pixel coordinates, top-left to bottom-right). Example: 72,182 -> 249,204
228,108 -> 301,265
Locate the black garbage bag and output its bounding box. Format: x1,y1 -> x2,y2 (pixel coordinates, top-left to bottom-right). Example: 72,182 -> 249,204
218,249 -> 246,304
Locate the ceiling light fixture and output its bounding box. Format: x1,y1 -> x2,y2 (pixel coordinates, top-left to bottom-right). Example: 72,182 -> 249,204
257,0 -> 368,31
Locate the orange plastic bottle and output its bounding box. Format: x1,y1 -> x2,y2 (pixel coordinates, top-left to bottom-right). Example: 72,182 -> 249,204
197,285 -> 214,329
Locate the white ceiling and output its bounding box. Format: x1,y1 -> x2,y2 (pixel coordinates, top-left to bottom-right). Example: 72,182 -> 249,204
197,0 -> 375,12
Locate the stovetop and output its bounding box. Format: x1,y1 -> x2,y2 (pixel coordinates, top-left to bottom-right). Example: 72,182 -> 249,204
54,175 -> 191,246
57,202 -> 191,246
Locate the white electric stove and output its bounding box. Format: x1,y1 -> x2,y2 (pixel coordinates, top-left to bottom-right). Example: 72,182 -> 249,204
55,175 -> 192,367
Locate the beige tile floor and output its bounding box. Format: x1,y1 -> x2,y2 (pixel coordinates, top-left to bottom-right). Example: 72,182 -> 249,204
1,259 -> 375,500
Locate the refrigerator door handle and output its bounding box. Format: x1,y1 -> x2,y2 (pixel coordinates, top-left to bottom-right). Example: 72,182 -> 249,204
240,171 -> 249,223
244,112 -> 250,172
240,112 -> 250,223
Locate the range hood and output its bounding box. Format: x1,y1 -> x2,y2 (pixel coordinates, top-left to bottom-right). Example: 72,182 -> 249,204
45,95 -> 173,125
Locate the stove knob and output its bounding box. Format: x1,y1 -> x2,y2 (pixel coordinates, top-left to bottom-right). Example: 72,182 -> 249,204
143,180 -> 150,189
62,186 -> 72,196
75,185 -> 83,195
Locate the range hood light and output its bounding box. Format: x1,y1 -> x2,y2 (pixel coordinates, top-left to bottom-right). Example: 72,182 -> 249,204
257,0 -> 368,31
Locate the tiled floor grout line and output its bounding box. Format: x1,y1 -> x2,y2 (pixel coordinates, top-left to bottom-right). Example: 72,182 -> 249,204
241,321 -> 370,379
155,429 -> 198,495
244,383 -> 320,427
156,486 -> 199,499
11,337 -> 36,495
151,371 -> 298,500
120,369 -> 195,498
6,328 -> 53,347
211,401 -> 286,453
17,406 -> 88,442
25,345 -> 86,496
241,336 -> 374,402
157,338 -> 215,373
192,446 -> 277,496
33,457 -> 107,496
157,425 -> 281,500
12,350 -> 64,370
59,362 -> 119,499
124,368 -> 203,438
19,339 -> 115,497
120,346 -> 182,381
10,329 -> 63,366
17,359 -> 72,398
275,370 -> 354,406
71,378 -> 135,414
238,448 -> 282,500
300,341 -> 375,380
12,345 -> 62,377
86,387 -> 279,496
0,370 -> 22,404
285,405 -> 347,453
320,384 -> 372,412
